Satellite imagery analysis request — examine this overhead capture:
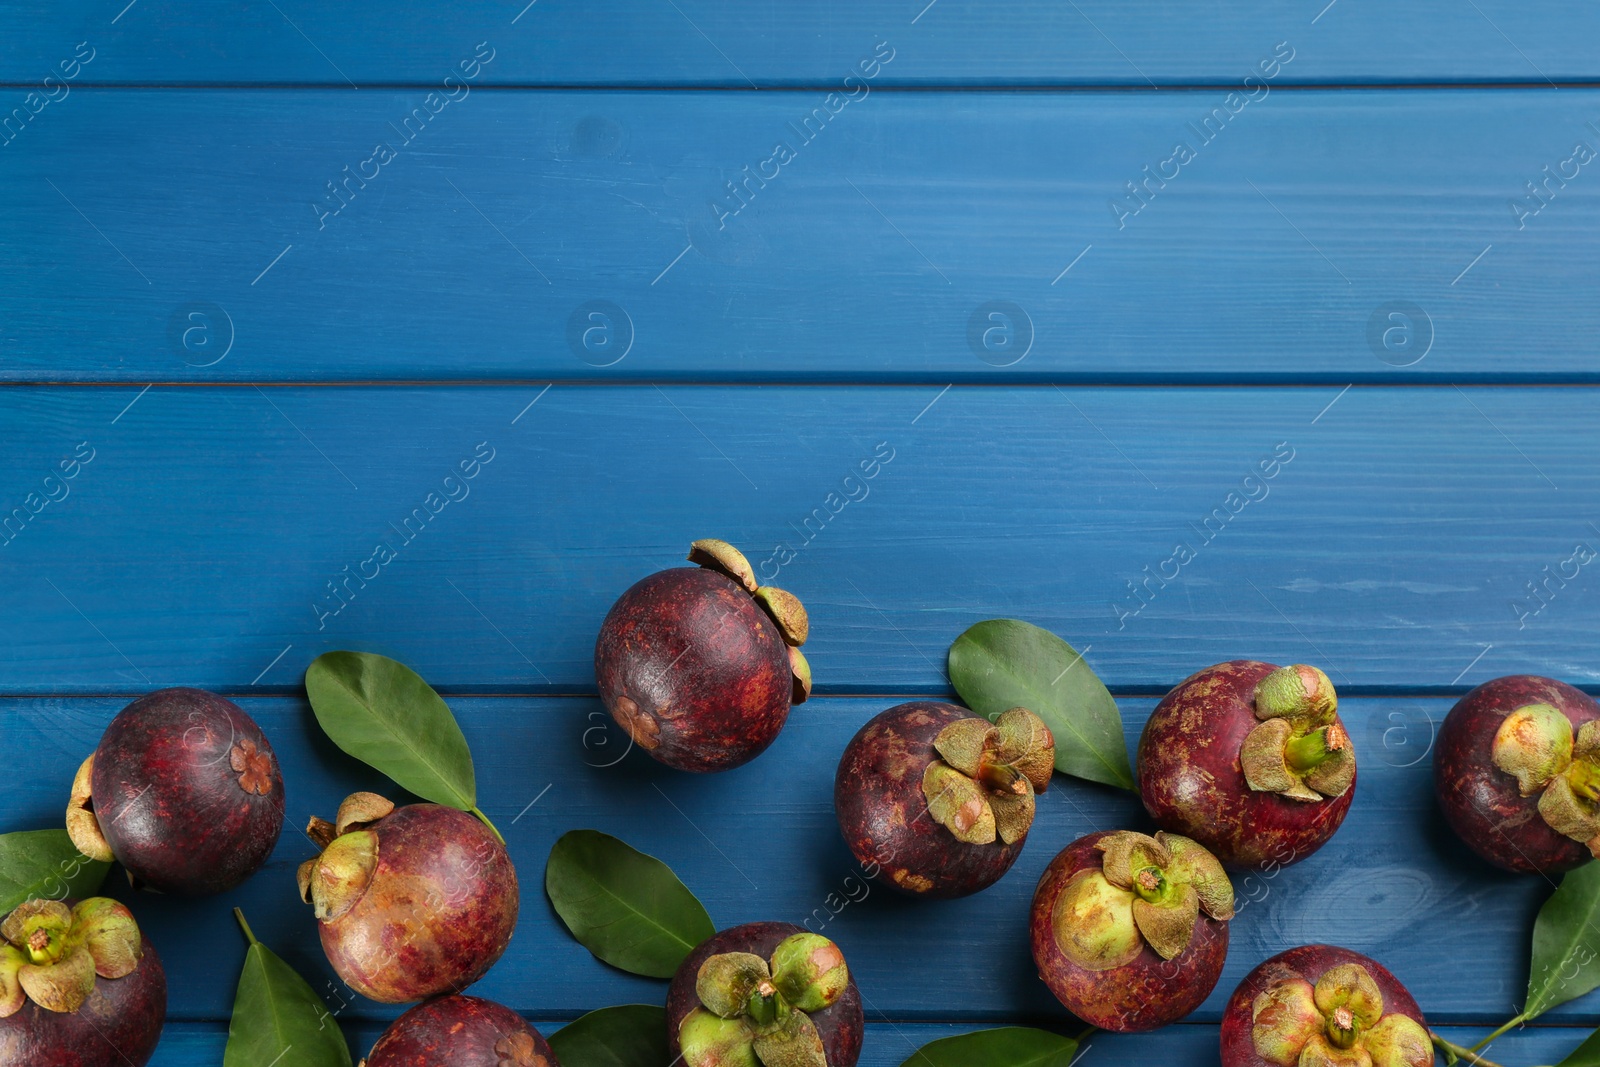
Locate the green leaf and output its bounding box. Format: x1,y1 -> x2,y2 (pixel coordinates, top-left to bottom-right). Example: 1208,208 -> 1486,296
305,650 -> 476,810
545,830 -> 715,978
225,909 -> 351,1067
1527,860 -> 1600,1019
1557,1025 -> 1600,1067
0,829 -> 111,915
900,1027 -> 1079,1067
947,619 -> 1132,790
550,1005 -> 670,1067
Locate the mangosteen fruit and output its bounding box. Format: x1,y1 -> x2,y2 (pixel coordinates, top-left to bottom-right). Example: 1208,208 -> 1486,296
0,897 -> 166,1067
1137,661 -> 1355,870
666,922 -> 862,1067
594,539 -> 811,773
65,687 -> 285,895
361,993 -> 559,1067
1220,944 -> 1431,1067
1435,674 -> 1600,874
299,792 -> 518,1004
1030,830 -> 1233,1032
835,701 -> 1054,898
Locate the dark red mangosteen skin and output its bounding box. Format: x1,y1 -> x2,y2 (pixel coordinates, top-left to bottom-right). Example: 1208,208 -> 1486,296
320,804 -> 519,1004
1220,944 -> 1424,1067
92,687 -> 286,895
666,922 -> 863,1067
1137,660 -> 1355,870
595,567 -> 792,773
834,701 -> 1025,898
1434,674 -> 1600,874
0,930 -> 165,1067
1030,831 -> 1228,1032
363,994 -> 560,1067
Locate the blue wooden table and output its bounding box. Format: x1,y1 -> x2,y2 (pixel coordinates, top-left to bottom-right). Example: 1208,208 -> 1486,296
3,2 -> 1599,1063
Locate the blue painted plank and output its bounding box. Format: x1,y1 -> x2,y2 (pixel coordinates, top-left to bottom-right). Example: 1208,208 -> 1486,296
2,90 -> 1598,382
1,2 -> 1595,86
0,695 -> 1586,1026
143,1021 -> 1600,1067
0,385 -> 1593,693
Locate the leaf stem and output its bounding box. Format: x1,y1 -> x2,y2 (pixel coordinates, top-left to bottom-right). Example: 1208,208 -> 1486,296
1432,1031 -> 1511,1067
1467,1014 -> 1528,1053
472,806 -> 506,845
233,907 -> 258,946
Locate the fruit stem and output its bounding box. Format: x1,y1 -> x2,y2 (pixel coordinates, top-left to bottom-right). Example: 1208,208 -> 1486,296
471,806 -> 506,845
1132,867 -> 1166,903
747,981 -> 782,1028
233,907 -> 259,947
1284,725 -> 1344,772
1431,1031 -> 1511,1067
977,761 -> 1028,796
1326,1005 -> 1358,1049
1465,1014 -> 1528,1054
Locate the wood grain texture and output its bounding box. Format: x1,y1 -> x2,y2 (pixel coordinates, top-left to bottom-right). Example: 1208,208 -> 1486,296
0,694 -> 1588,1027
0,385 -> 1590,693
1,1 -> 1595,87
142,1020 -> 1600,1066
2,89 -> 1598,381
5,8 -> 1596,1063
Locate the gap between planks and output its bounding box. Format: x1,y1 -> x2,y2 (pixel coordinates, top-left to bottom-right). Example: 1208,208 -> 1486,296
1,81 -> 1598,92
7,380 -> 1600,390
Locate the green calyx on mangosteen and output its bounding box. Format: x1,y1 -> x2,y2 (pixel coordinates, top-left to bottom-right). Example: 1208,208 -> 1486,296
0,895 -> 166,1067
679,932 -> 848,1067
1241,665 -> 1353,803
0,898 -> 141,1016
1247,961 -> 1430,1067
920,707 -> 1054,846
1491,702 -> 1600,855
1053,830 -> 1234,971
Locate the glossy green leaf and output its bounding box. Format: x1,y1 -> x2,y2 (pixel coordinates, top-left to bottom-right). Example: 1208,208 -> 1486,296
549,1005 -> 670,1067
947,619 -> 1132,790
305,650 -> 476,810
0,829 -> 111,915
1527,861 -> 1600,1019
225,910 -> 351,1067
900,1027 -> 1079,1067
1557,1025 -> 1600,1067
545,830 -> 715,978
